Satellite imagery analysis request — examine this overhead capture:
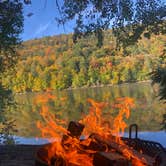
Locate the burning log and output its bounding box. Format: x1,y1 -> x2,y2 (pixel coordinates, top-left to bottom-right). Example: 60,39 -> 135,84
61,121 -> 84,146
52,121 -> 85,166
90,133 -> 155,166
62,121 -> 84,139
93,151 -> 129,166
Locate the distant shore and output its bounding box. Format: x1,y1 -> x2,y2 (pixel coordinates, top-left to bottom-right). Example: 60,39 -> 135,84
65,80 -> 152,91
15,80 -> 152,95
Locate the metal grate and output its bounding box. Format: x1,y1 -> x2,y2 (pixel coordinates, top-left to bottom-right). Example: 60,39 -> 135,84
122,124 -> 166,157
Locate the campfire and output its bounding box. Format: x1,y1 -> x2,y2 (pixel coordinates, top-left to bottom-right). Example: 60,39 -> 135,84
34,93 -> 166,166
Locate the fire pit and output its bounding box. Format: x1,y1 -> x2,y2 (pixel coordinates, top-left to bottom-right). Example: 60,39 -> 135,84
34,96 -> 166,166
35,122 -> 166,166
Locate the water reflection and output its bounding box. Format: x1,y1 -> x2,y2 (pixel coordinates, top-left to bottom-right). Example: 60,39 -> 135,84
3,82 -> 166,140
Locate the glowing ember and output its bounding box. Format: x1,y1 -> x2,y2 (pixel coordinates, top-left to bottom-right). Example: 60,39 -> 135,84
35,93 -> 147,166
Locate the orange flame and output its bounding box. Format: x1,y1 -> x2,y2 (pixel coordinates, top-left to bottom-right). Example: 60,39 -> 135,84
35,93 -> 93,166
35,93 -> 146,166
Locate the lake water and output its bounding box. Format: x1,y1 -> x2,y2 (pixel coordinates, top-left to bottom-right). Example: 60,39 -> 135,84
2,82 -> 166,146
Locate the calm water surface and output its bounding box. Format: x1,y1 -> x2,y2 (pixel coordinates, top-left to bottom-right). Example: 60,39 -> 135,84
3,82 -> 166,146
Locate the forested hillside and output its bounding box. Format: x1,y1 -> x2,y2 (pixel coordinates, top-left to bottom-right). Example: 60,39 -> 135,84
2,30 -> 166,93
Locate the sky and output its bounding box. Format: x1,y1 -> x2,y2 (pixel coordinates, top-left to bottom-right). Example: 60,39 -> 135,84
21,0 -> 75,41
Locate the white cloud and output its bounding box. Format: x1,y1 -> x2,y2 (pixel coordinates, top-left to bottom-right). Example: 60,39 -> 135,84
34,21 -> 51,36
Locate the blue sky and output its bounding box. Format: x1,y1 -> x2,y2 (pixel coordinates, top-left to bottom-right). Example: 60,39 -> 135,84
21,0 -> 75,41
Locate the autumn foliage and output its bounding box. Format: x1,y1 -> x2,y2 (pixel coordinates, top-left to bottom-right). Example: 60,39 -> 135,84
2,32 -> 165,93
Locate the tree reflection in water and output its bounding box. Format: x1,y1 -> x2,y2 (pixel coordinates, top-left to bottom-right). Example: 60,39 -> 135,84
2,82 -> 166,138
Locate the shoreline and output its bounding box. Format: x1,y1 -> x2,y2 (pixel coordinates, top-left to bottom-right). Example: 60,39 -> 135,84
15,80 -> 152,95
66,80 -> 152,91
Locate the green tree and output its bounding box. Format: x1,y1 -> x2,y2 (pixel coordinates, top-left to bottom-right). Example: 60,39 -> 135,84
0,0 -> 23,143
0,0 -> 23,72
0,0 -> 23,110
72,72 -> 85,87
